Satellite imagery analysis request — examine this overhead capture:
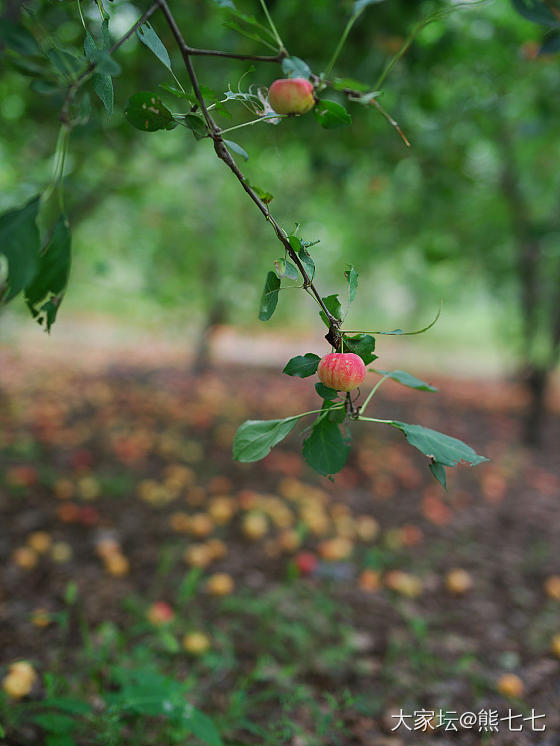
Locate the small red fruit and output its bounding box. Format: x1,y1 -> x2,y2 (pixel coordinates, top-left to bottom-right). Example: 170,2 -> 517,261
147,601 -> 174,625
317,353 -> 366,392
268,78 -> 315,115
295,552 -> 318,576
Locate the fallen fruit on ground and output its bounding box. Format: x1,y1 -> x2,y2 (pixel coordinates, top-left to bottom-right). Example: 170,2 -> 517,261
497,673 -> 524,698
445,568 -> 474,595
2,662 -> 37,699
182,632 -> 211,655
147,601 -> 174,625
206,572 -> 234,596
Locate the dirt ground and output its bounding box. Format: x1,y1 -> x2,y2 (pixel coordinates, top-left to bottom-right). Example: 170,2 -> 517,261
1,336 -> 559,745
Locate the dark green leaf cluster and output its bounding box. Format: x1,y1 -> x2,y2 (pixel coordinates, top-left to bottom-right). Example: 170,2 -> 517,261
0,198 -> 71,332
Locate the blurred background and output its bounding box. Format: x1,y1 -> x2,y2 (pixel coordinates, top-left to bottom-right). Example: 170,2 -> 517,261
1,0 -> 560,744
1,0 -> 559,442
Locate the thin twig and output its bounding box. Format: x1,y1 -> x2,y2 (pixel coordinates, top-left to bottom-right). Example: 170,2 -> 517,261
187,47 -> 286,63
344,88 -> 410,147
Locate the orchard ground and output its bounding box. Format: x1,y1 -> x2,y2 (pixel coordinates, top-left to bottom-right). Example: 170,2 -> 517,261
1,316 -> 560,746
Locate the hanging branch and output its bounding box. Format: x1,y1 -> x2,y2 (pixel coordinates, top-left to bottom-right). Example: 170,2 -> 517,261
155,0 -> 340,336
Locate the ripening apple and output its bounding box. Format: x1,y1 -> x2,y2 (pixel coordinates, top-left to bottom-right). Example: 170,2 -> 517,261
317,352 -> 366,392
147,601 -> 174,625
268,77 -> 315,115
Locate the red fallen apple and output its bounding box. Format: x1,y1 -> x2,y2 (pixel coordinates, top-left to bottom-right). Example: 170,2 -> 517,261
317,352 -> 366,392
268,78 -> 315,115
295,551 -> 318,576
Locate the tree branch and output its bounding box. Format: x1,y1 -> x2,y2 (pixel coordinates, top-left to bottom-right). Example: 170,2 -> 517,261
156,0 -> 340,333
186,47 -> 286,63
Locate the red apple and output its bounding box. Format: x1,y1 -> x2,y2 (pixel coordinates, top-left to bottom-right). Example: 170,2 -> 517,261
268,78 -> 315,115
317,352 -> 366,392
295,551 -> 318,576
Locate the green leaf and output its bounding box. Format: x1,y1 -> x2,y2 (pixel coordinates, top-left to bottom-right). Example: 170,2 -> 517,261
0,19 -> 41,56
92,73 -> 113,117
25,215 -> 71,332
313,99 -> 352,129
283,353 -> 321,378
288,235 -> 302,251
222,9 -> 277,49
32,712 -> 76,734
344,265 -> 358,303
282,56 -> 311,79
233,417 -> 299,462
315,383 -> 338,400
40,698 -> 91,716
184,114 -> 208,139
374,369 -> 437,392
341,334 -> 376,365
30,80 -> 61,96
327,404 -> 347,425
224,138 -> 248,161
186,709 -> 223,746
64,579 -> 78,605
332,77 -> 370,92
319,294 -> 343,327
84,31 -> 98,63
429,462 -> 447,489
353,0 -> 387,17
302,417 -> 349,477
83,32 -> 120,75
137,21 -> 172,71
45,734 -> 78,746
258,271 -> 280,321
178,567 -> 202,603
511,0 -> 560,27
0,195 -> 40,303
100,18 -> 111,49
297,246 -> 315,280
247,182 -> 273,204
391,421 -> 490,468
47,48 -> 83,77
125,92 -> 173,131
159,629 -> 180,653
93,51 -> 120,76
214,0 -> 236,7
274,258 -> 298,280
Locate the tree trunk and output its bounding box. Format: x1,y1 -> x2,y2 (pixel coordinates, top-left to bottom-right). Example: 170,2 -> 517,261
523,365 -> 548,447
190,299 -> 227,375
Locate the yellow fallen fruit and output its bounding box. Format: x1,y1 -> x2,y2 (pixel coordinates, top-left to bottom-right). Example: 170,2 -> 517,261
2,661 -> 37,699
182,632 -> 211,655
205,573 -> 234,596
445,568 -> 473,595
544,575 -> 560,600
27,531 -> 52,554
497,673 -> 524,698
